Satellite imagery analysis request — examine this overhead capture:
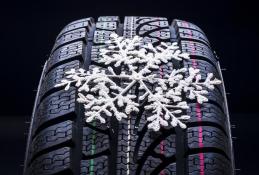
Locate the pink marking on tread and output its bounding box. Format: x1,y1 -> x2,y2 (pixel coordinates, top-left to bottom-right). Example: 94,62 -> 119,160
194,63 -> 205,175
196,103 -> 204,148
189,35 -> 205,175
199,152 -> 205,175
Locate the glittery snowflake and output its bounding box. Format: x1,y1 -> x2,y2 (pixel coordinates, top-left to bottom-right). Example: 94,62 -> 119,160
55,33 -> 221,131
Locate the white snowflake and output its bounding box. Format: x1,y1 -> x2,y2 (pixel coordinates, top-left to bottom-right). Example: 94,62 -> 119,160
55,33 -> 221,131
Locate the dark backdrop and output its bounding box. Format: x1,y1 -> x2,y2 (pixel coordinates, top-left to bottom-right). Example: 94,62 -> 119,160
0,0 -> 258,174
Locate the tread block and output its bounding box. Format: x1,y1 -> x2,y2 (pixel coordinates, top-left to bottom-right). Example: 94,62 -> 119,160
154,135 -> 176,158
161,163 -> 176,175
187,103 -> 227,131
46,41 -> 83,72
28,147 -> 72,175
98,16 -> 120,22
139,28 -> 170,36
96,21 -> 117,30
57,18 -> 93,38
32,88 -> 77,136
53,28 -> 86,51
139,21 -> 169,31
124,16 -> 168,31
178,28 -> 210,46
139,29 -> 170,42
39,60 -> 80,100
90,45 -> 107,63
124,16 -> 170,45
174,19 -> 204,34
68,18 -> 94,26
80,156 -> 108,175
181,40 -> 217,64
124,30 -> 171,45
141,156 -> 162,174
93,30 -> 115,44
82,127 -> 109,157
93,20 -> 118,45
187,126 -> 230,156
28,120 -> 73,164
206,87 -> 225,110
188,153 -> 231,175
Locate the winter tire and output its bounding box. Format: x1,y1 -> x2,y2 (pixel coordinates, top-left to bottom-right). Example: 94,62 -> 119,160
24,16 -> 235,175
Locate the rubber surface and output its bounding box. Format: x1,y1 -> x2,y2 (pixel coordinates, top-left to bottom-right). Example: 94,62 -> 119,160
24,16 -> 234,175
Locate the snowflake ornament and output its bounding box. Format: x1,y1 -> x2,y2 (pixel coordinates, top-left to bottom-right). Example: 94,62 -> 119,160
55,33 -> 221,131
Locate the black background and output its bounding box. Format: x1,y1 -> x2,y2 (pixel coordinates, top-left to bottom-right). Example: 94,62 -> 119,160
0,0 -> 258,174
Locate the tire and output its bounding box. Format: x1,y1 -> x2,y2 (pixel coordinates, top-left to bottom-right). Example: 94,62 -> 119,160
24,16 -> 235,175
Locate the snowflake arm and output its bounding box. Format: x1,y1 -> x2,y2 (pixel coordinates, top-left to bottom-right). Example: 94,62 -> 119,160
98,33 -> 142,71
55,67 -> 139,123
84,79 -> 139,123
182,67 -> 221,103
140,81 -> 189,131
138,42 -> 190,75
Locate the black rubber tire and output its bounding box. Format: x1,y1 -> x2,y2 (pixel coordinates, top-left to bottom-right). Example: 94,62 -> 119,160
24,16 -> 235,175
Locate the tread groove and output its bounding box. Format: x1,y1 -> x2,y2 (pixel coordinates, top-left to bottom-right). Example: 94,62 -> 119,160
187,147 -> 230,161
